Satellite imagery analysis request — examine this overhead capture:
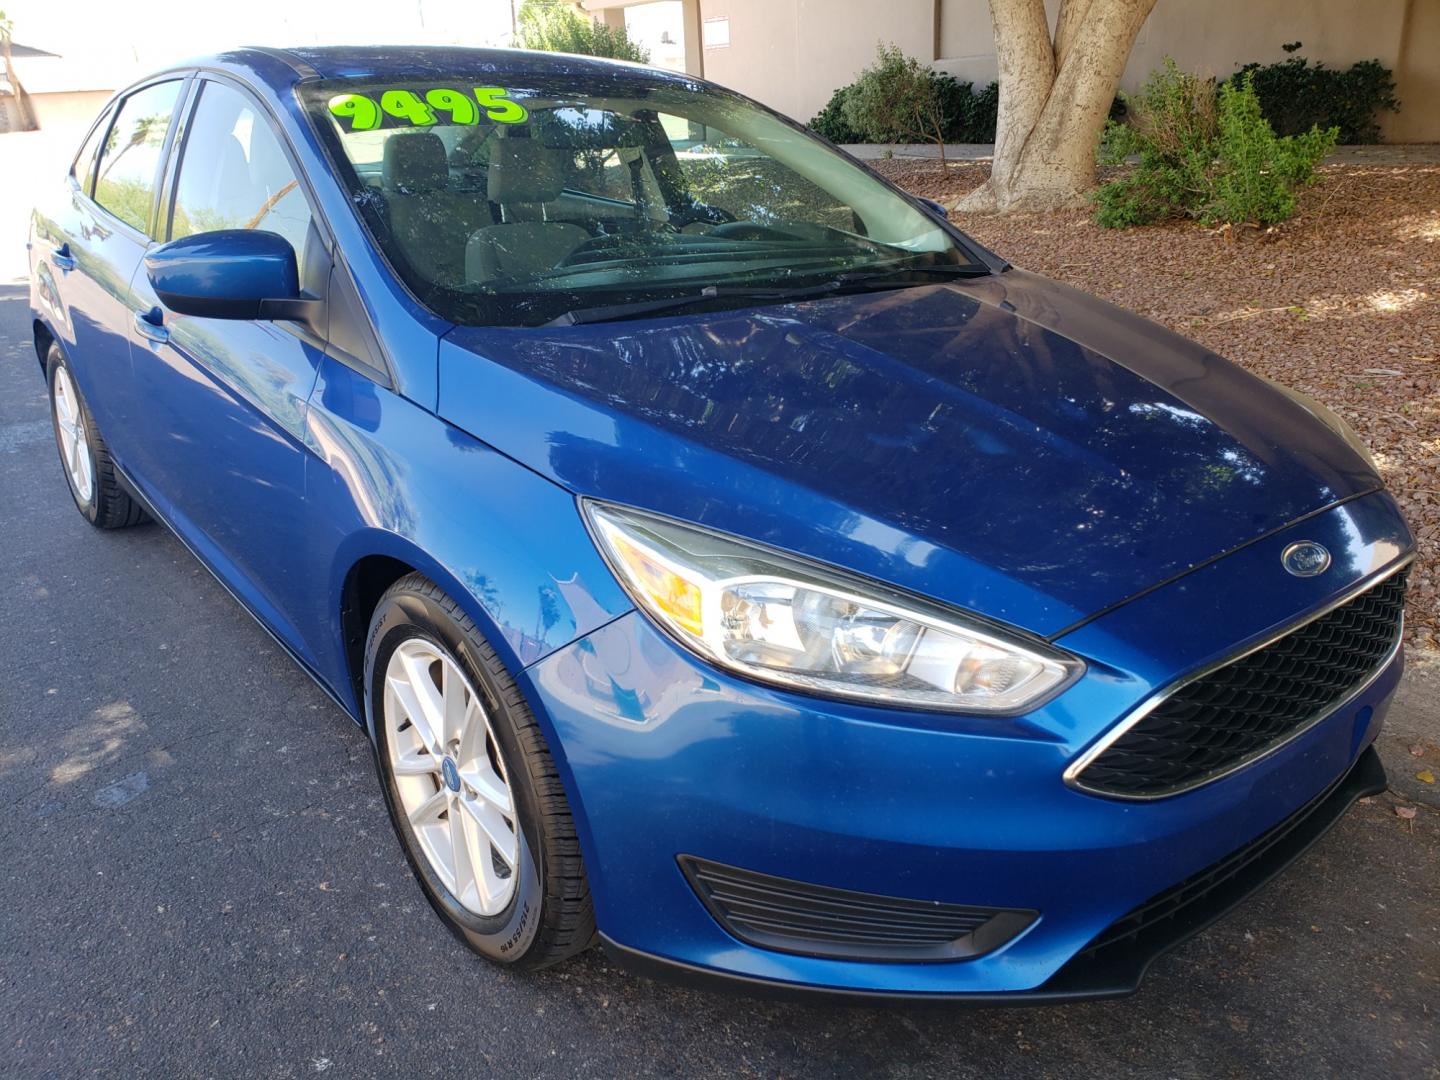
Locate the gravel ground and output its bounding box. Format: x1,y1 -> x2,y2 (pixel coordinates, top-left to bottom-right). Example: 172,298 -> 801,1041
874,160 -> 1440,650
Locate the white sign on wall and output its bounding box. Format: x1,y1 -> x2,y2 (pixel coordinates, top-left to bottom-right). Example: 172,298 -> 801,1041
703,17 -> 731,49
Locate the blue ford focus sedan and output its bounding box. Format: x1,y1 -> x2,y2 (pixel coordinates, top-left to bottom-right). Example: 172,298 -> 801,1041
28,46 -> 1414,1001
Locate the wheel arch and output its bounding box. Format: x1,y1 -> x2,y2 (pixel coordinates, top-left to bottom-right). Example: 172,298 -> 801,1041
329,527 -> 615,891
33,316 -> 59,374
338,551 -> 417,728
332,530 -> 557,742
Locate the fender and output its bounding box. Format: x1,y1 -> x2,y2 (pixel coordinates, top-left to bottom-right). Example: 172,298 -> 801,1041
305,356 -> 634,737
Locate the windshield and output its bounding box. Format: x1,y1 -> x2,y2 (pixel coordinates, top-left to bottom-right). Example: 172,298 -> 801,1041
303,73 -> 987,326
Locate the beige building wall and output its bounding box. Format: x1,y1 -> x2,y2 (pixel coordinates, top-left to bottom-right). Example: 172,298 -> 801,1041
698,0 -> 936,123
29,90 -> 112,132
1391,0 -> 1440,143
689,0 -> 1437,141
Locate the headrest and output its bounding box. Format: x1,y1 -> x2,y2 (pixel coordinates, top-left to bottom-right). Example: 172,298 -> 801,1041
487,138 -> 566,204
382,133 -> 448,193
208,134 -> 253,207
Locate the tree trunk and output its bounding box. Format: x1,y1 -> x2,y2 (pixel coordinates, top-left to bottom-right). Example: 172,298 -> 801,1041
955,0 -> 1157,213
1,30 -> 39,132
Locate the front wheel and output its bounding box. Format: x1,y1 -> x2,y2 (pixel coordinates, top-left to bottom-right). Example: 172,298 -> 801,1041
366,573 -> 595,969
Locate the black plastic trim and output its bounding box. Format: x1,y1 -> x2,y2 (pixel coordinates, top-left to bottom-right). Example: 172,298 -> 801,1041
679,856 -> 1037,963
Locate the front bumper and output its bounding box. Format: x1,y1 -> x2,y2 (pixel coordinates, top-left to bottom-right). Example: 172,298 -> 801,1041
522,492 -> 1411,998
598,745 -> 1387,1004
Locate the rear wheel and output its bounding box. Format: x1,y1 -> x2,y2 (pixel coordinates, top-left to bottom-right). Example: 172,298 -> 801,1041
367,573 -> 596,968
46,344 -> 146,529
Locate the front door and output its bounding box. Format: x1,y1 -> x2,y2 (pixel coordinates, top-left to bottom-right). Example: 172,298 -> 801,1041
125,76 -> 327,657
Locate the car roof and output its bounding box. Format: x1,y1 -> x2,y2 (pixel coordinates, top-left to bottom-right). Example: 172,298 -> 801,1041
197,45 -> 693,91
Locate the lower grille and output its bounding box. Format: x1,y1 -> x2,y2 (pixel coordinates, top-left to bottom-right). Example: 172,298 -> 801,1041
679,857 -> 1037,962
1073,568 -> 1407,798
1039,745 -> 1388,998
1081,757 -> 1354,958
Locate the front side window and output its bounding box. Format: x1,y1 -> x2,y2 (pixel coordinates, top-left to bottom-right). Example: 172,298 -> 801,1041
171,80 -> 312,256
93,80 -> 182,233
73,105 -> 116,197
304,76 -> 983,326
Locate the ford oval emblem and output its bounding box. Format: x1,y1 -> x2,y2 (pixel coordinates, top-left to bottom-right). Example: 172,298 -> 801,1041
1282,541 -> 1331,577
441,757 -> 462,793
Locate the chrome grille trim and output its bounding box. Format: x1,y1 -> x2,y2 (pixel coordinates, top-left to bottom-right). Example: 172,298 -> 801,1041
1064,557 -> 1412,801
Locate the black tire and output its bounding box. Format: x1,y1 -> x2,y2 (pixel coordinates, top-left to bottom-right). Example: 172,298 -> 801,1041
45,344 -> 146,529
365,573 -> 596,969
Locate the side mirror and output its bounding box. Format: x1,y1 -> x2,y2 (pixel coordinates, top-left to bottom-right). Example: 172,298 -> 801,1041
917,197 -> 950,221
145,230 -> 313,320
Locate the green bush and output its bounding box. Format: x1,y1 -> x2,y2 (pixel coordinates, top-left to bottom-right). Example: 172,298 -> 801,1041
842,44 -> 948,158
516,0 -> 649,63
1094,61 -> 1337,229
1225,44 -> 1398,144
808,47 -> 999,146
934,75 -> 999,144
809,85 -> 864,144
1094,60 -> 1217,227
1210,77 -> 1339,226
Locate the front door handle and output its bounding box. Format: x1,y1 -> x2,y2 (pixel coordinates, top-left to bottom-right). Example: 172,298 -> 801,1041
52,244 -> 77,272
133,308 -> 169,344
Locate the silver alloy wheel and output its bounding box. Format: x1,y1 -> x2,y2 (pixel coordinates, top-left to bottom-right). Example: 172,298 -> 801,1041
52,366 -> 94,503
383,637 -> 520,917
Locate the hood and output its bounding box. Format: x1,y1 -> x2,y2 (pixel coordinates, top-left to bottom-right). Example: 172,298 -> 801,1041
438,271 -> 1377,637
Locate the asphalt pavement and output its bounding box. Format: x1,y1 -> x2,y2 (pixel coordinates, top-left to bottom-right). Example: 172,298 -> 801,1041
2,282 -> 1437,1079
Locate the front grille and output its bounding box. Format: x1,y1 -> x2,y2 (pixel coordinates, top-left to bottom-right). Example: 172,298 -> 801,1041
1073,569 -> 1407,798
679,857 -> 1036,962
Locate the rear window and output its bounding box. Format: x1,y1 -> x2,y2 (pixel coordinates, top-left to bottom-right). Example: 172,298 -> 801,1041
93,80 -> 183,233
73,106 -> 115,197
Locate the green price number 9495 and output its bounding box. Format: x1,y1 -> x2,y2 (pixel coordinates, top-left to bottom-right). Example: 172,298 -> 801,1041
328,87 -> 529,131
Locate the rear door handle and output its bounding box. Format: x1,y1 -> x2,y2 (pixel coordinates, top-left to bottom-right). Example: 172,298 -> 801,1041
133,308 -> 169,344
52,244 -> 76,272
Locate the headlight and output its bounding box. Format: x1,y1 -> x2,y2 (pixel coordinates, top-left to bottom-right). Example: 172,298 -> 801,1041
585,502 -> 1080,714
1261,375 -> 1379,473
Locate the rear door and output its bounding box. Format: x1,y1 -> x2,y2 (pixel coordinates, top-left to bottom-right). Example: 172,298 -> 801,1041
31,79 -> 186,459
124,75 -> 330,652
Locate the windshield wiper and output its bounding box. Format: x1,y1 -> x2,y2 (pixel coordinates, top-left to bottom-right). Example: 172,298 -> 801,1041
543,265 -> 991,327
545,282 -> 843,327
847,264 -> 993,284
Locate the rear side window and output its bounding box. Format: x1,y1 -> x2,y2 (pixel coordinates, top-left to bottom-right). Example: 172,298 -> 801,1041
73,106 -> 115,197
94,80 -> 183,233
170,80 -> 312,257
